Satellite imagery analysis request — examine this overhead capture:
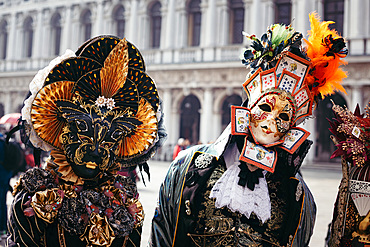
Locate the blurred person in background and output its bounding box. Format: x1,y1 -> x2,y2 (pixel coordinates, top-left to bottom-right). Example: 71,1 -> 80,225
0,131 -> 26,239
173,138 -> 185,160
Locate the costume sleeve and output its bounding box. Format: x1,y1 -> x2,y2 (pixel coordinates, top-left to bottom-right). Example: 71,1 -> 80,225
292,173 -> 316,247
7,190 -> 47,247
149,153 -> 190,247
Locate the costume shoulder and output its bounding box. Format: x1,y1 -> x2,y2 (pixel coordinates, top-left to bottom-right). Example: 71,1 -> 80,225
150,144 -> 218,247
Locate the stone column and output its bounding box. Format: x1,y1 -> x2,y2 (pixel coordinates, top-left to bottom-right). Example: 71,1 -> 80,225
351,85 -> 363,111
33,11 -> 43,59
204,0 -> 216,47
200,89 -> 213,144
14,14 -> 22,59
347,0 -> 363,54
243,0 -> 252,45
128,0 -> 139,44
162,89 -> 174,144
94,1 -> 104,36
263,0 -> 274,29
7,13 -> 16,60
177,8 -> 187,48
250,0 -> 262,37
219,3 -> 228,46
61,5 -> 72,52
164,0 -> 175,49
70,5 -> 80,50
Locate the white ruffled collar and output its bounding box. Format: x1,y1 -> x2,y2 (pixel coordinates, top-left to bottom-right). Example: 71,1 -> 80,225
210,143 -> 271,223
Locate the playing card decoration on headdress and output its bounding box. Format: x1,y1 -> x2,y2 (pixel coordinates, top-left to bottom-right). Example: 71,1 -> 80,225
232,12 -> 348,173
21,35 -> 166,182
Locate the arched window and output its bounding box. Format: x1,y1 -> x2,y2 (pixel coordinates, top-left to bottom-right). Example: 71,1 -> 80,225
187,0 -> 201,46
274,0 -> 292,25
113,5 -> 125,38
81,10 -> 92,42
149,1 -> 162,48
51,13 -> 62,56
23,17 -> 33,58
324,0 -> 344,35
0,20 -> 7,59
180,95 -> 201,144
229,0 -> 244,44
221,94 -> 242,131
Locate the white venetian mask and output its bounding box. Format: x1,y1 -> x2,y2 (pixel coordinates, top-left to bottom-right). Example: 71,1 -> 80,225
250,93 -> 294,145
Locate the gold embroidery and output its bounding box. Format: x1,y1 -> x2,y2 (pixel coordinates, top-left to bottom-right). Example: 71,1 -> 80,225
188,160 -> 289,247
185,200 -> 191,215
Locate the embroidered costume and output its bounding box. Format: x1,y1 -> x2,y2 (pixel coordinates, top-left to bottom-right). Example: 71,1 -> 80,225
150,13 -> 347,247
7,36 -> 166,247
328,104 -> 370,246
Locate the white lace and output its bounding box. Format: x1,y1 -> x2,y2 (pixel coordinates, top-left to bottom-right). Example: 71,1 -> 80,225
210,162 -> 271,223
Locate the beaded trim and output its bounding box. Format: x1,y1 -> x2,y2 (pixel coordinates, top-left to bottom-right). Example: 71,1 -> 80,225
349,180 -> 370,194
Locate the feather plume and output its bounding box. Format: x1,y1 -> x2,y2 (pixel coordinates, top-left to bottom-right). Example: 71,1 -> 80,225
304,12 -> 348,98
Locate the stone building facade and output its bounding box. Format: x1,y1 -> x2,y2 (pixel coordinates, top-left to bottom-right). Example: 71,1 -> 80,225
0,0 -> 369,164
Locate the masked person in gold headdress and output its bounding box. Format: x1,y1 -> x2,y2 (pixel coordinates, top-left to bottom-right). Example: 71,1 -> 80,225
6,36 -> 166,247
150,13 -> 348,247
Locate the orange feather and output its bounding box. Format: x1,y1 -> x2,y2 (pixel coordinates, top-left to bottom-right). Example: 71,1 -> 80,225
304,12 -> 348,98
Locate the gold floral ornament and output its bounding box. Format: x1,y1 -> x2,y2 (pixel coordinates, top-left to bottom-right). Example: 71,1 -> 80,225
31,188 -> 63,224
125,197 -> 144,227
80,213 -> 115,247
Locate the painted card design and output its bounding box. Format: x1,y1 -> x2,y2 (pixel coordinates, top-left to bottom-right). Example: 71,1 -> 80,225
294,87 -> 310,108
276,52 -> 310,93
260,68 -> 276,92
231,106 -> 250,135
294,101 -> 312,124
240,140 -> 277,173
280,127 -> 310,154
243,68 -> 262,98
277,70 -> 300,94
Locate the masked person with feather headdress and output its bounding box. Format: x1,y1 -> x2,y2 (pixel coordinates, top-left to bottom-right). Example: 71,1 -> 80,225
6,36 -> 167,247
149,13 -> 348,247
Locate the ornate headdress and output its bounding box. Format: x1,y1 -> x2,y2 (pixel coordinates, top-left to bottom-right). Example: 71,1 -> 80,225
19,35 -> 166,183
231,13 -> 348,173
328,104 -> 370,245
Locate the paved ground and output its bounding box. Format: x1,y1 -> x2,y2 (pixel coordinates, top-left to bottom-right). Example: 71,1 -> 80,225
1,160 -> 343,247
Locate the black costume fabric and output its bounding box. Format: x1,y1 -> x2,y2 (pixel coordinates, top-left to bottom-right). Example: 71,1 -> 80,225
149,126 -> 316,247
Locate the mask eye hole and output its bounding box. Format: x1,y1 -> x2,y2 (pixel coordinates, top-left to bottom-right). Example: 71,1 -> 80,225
259,103 -> 271,112
111,129 -> 124,141
76,120 -> 88,132
279,113 -> 289,121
